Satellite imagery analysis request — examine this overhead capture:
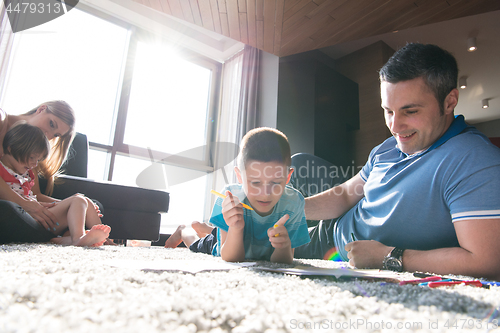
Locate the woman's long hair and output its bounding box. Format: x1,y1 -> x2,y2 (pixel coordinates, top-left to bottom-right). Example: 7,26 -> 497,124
24,100 -> 76,195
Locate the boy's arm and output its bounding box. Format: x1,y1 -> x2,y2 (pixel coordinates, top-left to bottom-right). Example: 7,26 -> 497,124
219,191 -> 246,262
268,214 -> 294,264
219,228 -> 245,262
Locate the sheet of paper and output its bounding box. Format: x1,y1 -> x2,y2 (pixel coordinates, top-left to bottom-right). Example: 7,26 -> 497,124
253,265 -> 402,280
104,259 -> 255,274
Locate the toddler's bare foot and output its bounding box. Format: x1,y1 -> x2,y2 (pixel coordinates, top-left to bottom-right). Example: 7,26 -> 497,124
50,236 -> 72,245
164,225 -> 185,248
91,239 -> 107,247
104,239 -> 118,246
191,221 -> 213,238
74,224 -> 111,247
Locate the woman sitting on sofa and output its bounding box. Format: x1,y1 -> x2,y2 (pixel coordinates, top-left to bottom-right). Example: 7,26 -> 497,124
0,100 -> 78,242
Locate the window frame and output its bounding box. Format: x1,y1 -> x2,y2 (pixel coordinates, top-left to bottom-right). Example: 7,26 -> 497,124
78,4 -> 222,183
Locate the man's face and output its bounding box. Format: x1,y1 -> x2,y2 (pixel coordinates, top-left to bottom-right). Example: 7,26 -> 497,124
381,77 -> 457,155
236,161 -> 293,216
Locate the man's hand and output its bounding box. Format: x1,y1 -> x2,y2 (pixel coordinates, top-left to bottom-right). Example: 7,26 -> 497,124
268,214 -> 290,249
344,240 -> 392,269
221,191 -> 245,231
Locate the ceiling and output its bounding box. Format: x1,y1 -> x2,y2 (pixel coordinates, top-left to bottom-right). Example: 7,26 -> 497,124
123,0 -> 500,124
130,0 -> 500,57
321,10 -> 500,124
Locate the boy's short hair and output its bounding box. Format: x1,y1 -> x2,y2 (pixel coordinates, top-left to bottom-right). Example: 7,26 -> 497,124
3,122 -> 50,164
237,127 -> 291,170
379,43 -> 458,114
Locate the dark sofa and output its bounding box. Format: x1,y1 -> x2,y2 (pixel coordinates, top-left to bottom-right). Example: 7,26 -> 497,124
0,133 -> 169,243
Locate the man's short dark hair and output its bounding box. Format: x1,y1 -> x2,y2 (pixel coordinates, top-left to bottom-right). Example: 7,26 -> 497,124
379,43 -> 458,113
238,127 -> 291,170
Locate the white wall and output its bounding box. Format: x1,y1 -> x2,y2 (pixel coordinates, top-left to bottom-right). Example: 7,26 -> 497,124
276,58 -> 316,156
257,50 -> 279,128
474,118 -> 500,137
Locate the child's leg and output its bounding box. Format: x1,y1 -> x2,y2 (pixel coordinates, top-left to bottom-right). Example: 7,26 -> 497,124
164,224 -> 200,248
48,196 -> 110,247
82,196 -> 102,228
188,228 -> 217,254
52,225 -> 110,246
191,221 -> 214,238
81,196 -> 117,245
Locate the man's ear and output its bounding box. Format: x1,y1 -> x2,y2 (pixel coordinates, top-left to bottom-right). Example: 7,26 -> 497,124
234,166 -> 243,184
444,88 -> 459,115
285,167 -> 294,184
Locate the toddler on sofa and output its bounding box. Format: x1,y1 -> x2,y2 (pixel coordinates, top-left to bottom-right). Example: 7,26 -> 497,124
0,122 -> 110,246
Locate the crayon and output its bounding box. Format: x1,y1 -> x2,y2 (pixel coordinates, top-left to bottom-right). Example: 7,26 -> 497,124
399,276 -> 442,285
210,190 -> 254,210
427,280 -> 483,288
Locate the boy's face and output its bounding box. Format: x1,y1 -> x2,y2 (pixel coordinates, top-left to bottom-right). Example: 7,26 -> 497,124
2,152 -> 44,175
235,160 -> 294,216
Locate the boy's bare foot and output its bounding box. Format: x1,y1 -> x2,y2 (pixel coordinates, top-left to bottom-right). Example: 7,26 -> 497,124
74,224 -> 111,247
191,221 -> 213,238
164,225 -> 185,248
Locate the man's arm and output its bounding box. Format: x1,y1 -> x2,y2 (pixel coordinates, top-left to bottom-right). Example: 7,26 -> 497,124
345,218 -> 500,280
305,173 -> 365,221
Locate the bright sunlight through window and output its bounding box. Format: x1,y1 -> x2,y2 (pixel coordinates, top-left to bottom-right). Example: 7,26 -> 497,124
125,42 -> 211,156
0,7 -> 217,235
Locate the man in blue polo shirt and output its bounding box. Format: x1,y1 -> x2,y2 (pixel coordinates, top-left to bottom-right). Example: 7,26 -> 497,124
295,43 -> 500,280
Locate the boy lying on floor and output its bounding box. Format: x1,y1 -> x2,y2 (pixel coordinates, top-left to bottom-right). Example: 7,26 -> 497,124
165,127 -> 310,264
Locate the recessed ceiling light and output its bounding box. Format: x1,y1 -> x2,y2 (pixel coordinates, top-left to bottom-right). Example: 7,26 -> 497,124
459,76 -> 467,89
482,99 -> 489,109
467,37 -> 477,52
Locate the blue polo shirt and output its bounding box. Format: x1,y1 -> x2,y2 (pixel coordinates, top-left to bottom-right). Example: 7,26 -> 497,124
335,115 -> 500,261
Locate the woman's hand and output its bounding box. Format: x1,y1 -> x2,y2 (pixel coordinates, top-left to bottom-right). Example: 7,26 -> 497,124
344,240 -> 391,269
21,198 -> 59,232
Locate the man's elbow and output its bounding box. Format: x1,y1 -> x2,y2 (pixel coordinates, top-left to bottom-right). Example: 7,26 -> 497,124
470,255 -> 500,281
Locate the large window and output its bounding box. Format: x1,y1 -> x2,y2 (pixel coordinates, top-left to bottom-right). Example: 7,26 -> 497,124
0,6 -> 221,233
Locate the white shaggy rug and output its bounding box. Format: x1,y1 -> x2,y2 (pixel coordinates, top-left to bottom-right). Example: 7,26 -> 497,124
1,244 -> 499,333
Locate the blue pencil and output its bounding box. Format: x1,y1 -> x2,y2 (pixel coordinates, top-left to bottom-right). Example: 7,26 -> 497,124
481,281 -> 500,287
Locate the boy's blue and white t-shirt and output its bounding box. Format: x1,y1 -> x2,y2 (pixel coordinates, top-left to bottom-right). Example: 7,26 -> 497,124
209,183 -> 310,260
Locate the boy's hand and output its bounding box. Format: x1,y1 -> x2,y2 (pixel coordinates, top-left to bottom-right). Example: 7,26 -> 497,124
268,214 -> 290,249
221,191 -> 245,231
